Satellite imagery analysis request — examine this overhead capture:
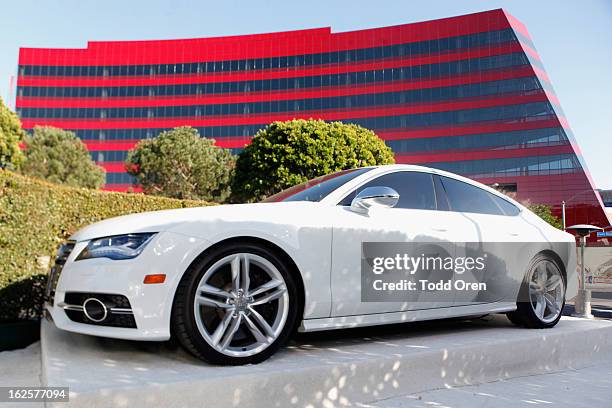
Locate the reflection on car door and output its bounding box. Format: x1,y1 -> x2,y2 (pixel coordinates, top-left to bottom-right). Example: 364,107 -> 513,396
436,175 -> 534,306
329,171 -> 477,317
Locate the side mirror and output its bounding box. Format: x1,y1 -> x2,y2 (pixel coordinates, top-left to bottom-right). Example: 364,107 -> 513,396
350,186 -> 400,214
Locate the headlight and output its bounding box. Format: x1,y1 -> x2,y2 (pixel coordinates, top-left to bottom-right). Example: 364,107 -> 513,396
76,233 -> 156,261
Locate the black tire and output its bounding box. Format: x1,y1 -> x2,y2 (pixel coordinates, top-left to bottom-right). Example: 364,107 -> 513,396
171,242 -> 300,365
507,253 -> 566,329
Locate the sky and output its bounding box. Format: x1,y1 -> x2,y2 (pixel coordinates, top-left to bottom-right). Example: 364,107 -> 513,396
1,0 -> 611,188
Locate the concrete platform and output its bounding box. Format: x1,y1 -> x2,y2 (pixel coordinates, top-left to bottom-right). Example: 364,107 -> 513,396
41,316 -> 612,408
365,360 -> 612,408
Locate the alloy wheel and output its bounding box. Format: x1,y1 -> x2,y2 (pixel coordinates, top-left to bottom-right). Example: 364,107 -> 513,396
528,259 -> 564,324
193,253 -> 289,357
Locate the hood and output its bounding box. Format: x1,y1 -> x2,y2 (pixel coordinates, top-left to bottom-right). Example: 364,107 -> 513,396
69,201 -> 321,242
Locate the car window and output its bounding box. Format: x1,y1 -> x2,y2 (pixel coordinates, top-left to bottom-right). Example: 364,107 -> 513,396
263,167 -> 373,202
491,194 -> 521,216
339,171 -> 436,210
439,176 -> 504,215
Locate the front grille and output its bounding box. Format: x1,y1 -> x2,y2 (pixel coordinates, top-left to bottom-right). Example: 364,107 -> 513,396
62,292 -> 137,329
45,241 -> 76,304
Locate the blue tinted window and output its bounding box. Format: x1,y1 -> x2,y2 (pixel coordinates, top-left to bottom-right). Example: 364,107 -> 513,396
491,195 -> 520,216
439,176 -> 503,215
339,171 -> 436,210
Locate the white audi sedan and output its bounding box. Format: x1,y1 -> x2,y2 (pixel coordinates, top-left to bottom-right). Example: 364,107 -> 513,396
46,165 -> 577,365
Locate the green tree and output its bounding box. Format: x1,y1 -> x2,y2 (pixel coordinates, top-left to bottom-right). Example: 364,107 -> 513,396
231,119 -> 395,202
0,97 -> 26,170
528,204 -> 563,229
126,126 -> 234,202
20,126 -> 105,189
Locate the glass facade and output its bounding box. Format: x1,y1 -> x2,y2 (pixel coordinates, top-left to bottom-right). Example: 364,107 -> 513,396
15,9 -> 608,227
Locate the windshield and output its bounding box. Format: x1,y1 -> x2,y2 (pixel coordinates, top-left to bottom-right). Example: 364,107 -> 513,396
263,167 -> 374,203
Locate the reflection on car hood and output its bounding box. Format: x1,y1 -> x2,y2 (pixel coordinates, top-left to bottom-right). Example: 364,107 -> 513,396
69,201 -> 321,242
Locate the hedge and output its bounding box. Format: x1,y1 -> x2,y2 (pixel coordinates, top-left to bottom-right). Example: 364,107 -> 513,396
0,170 -> 211,322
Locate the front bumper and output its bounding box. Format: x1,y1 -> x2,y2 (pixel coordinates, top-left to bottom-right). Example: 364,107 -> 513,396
46,231 -> 210,341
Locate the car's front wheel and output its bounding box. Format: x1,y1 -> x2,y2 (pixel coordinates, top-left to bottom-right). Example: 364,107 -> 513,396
507,254 -> 566,328
172,242 -> 299,365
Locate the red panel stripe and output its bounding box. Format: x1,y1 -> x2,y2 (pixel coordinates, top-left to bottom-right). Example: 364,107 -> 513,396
100,162 -> 127,172
16,66 -> 536,108
20,92 -> 549,130
83,118 -> 562,151
18,10 -> 513,65
85,136 -> 251,150
16,43 -> 526,88
103,184 -> 142,192
85,141 -> 138,150
376,116 -> 561,140
395,144 -> 574,164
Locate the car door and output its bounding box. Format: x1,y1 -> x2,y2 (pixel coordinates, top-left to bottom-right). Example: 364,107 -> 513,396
435,175 -> 534,306
329,170 -> 477,317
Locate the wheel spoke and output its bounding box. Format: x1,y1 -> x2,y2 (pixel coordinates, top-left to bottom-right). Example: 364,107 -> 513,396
231,255 -> 241,292
535,294 -> 546,319
219,313 -> 242,350
529,281 -> 541,292
250,279 -> 284,298
199,283 -> 232,300
544,293 -> 560,314
210,311 -> 234,346
242,313 -> 270,344
241,254 -> 250,293
536,264 -> 547,287
546,275 -> 562,292
248,306 -> 276,338
196,294 -> 232,309
251,285 -> 286,306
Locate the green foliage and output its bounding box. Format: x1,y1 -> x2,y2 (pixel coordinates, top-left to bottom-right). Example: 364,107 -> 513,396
126,126 -> 235,202
231,119 -> 395,202
0,170 -> 211,322
528,204 -> 563,229
0,97 -> 26,170
20,126 -> 106,189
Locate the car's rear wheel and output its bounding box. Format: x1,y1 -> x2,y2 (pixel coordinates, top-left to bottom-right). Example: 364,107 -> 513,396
507,254 -> 565,328
172,242 -> 299,365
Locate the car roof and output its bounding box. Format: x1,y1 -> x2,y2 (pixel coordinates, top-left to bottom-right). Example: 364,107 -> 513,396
320,164 -> 524,210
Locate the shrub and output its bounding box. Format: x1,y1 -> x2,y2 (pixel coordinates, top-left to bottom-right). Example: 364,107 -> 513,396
231,119 -> 395,202
0,97 -> 25,170
527,204 -> 563,229
20,126 -> 106,189
493,189 -> 563,230
0,170 -> 210,322
126,126 -> 235,202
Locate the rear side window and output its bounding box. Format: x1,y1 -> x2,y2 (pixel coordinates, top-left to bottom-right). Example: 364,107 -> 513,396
339,171 -> 436,210
439,176 -> 504,215
491,195 -> 521,216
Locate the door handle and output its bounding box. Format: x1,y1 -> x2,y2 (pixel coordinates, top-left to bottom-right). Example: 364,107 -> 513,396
431,227 -> 448,232
508,232 -> 520,237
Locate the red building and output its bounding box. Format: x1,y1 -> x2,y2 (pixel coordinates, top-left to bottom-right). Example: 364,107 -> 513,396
15,9 -> 608,227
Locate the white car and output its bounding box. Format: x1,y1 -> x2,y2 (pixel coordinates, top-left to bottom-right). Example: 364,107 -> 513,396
45,164 -> 577,365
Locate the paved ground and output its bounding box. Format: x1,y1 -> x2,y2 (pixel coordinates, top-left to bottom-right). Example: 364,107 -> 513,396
39,315 -> 612,408
363,361 -> 612,408
0,342 -> 42,408
0,342 -> 42,388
